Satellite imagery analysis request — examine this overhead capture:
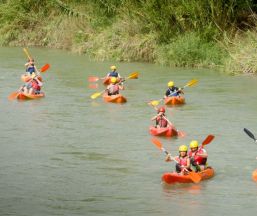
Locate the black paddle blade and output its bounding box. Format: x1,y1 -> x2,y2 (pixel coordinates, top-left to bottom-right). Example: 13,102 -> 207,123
243,128 -> 256,141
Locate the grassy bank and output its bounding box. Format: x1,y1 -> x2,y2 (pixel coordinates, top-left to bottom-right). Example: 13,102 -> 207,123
1,0 -> 257,73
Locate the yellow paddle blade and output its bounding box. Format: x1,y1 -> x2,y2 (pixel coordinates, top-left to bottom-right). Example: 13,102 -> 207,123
149,100 -> 160,106
128,72 -> 139,79
90,92 -> 102,99
186,79 -> 198,87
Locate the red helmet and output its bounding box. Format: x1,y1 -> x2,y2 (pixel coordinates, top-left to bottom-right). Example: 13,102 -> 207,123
158,107 -> 165,113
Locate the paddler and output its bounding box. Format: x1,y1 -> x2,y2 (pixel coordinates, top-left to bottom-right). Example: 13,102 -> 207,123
189,140 -> 208,172
106,77 -> 124,96
20,74 -> 43,95
151,107 -> 172,128
164,81 -> 183,98
165,145 -> 191,175
25,58 -> 39,76
106,65 -> 121,78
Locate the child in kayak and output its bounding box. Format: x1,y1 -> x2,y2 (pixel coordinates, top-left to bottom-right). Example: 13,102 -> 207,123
189,140 -> 208,172
20,74 -> 43,95
106,65 -> 121,78
164,81 -> 183,98
106,77 -> 124,96
165,145 -> 191,175
151,107 -> 172,128
25,58 -> 39,76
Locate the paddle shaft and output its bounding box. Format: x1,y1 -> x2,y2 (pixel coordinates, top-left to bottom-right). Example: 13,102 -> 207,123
244,128 -> 257,142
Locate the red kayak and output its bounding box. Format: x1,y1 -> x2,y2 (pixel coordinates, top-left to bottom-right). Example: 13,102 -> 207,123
103,93 -> 127,103
103,77 -> 120,85
162,167 -> 215,184
17,92 -> 45,100
149,125 -> 178,137
252,169 -> 257,181
165,96 -> 185,105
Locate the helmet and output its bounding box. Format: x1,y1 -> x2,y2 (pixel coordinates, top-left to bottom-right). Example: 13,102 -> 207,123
190,140 -> 199,148
168,81 -> 174,87
179,145 -> 188,152
110,77 -> 117,83
158,107 -> 165,113
31,73 -> 36,79
110,65 -> 116,70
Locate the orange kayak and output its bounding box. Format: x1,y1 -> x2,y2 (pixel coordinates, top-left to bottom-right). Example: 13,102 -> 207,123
21,74 -> 43,82
149,125 -> 178,137
162,167 -> 214,184
252,169 -> 257,181
17,92 -> 45,100
103,77 -> 120,85
165,96 -> 185,105
103,93 -> 127,103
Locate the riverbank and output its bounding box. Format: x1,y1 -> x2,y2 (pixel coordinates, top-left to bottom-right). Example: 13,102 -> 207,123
1,0 -> 257,74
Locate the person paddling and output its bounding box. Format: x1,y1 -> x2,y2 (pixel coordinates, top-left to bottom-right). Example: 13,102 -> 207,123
106,65 -> 121,78
106,77 -> 124,96
25,58 -> 39,76
20,74 -> 43,95
165,145 -> 191,175
151,107 -> 172,128
164,81 -> 184,98
189,140 -> 208,172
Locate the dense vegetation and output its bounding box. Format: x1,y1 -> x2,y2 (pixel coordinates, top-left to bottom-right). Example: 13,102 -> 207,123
1,0 -> 257,73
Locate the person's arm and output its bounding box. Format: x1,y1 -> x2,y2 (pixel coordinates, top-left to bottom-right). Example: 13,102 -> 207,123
162,115 -> 172,126
164,89 -> 169,98
151,115 -> 158,121
197,149 -> 208,158
35,77 -> 43,86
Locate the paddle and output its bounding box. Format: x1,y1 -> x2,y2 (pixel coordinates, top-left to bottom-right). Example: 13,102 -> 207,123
88,72 -> 139,82
151,138 -> 201,183
90,72 -> 139,99
149,79 -> 198,106
243,128 -> 257,142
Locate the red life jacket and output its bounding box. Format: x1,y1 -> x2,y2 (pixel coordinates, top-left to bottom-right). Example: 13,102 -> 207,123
156,115 -> 168,127
189,147 -> 207,165
31,80 -> 40,91
175,156 -> 188,166
108,84 -> 119,95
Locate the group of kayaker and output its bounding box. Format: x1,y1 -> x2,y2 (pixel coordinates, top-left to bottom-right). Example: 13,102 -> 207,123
165,140 -> 208,175
105,65 -> 124,96
19,58 -> 43,95
150,81 -> 183,128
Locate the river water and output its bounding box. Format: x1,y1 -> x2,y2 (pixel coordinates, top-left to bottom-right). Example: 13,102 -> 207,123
0,47 -> 257,216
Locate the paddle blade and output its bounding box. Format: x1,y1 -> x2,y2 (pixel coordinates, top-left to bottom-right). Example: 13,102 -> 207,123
244,128 -> 257,141
151,137 -> 163,150
188,171 -> 202,183
8,92 -> 19,100
88,76 -> 100,82
128,72 -> 139,79
88,83 -> 98,89
186,79 -> 198,87
40,63 -> 50,73
90,92 -> 102,99
149,100 -> 160,106
202,135 -> 215,146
